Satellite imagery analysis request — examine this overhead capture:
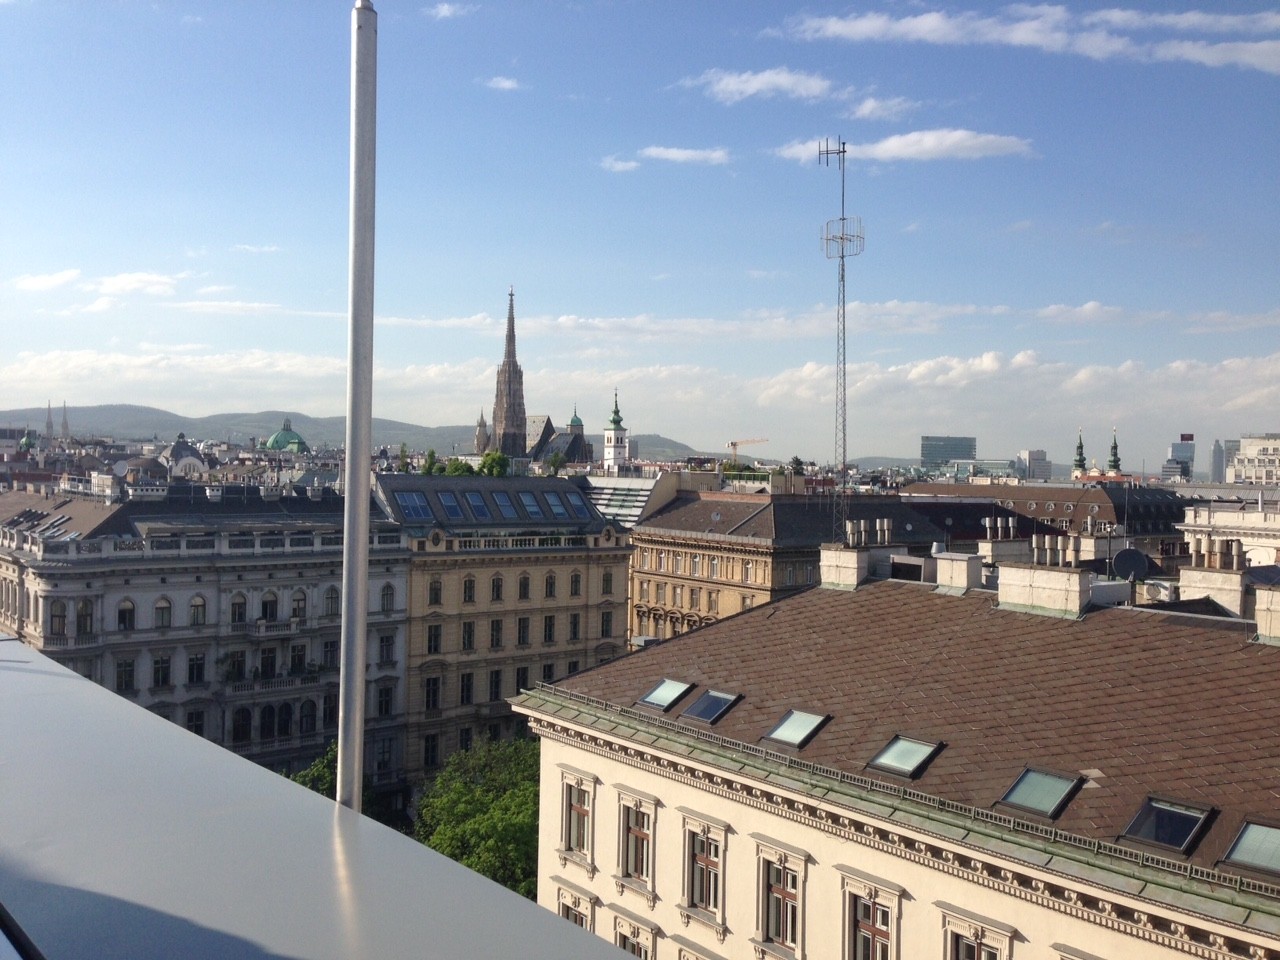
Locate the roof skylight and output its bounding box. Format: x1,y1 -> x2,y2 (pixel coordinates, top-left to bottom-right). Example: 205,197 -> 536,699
868,736 -> 942,779
464,491 -> 491,520
544,492 -> 570,520
492,491 -> 519,520
1124,797 -> 1212,852
638,678 -> 693,712
518,491 -> 544,519
1226,823 -> 1280,875
437,491 -> 465,520
682,689 -> 739,725
564,490 -> 592,519
999,769 -> 1080,819
393,490 -> 433,520
764,710 -> 828,749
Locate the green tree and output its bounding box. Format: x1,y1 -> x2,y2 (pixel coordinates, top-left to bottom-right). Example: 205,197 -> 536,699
414,738 -> 540,898
420,448 -> 438,476
445,459 -> 476,476
398,442 -> 411,473
789,455 -> 806,475
478,450 -> 510,477
544,451 -> 565,476
292,740 -> 374,811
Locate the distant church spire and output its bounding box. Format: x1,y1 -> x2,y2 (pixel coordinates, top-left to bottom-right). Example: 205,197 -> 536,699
45,402 -> 54,440
1073,430 -> 1086,472
474,408 -> 489,455
1107,428 -> 1122,473
488,287 -> 527,459
60,401 -> 69,440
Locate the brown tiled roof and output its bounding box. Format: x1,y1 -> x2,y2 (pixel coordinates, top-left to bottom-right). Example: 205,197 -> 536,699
548,579 -> 1278,870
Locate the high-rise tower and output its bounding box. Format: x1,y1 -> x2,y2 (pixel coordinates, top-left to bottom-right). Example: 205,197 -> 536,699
489,287 -> 527,459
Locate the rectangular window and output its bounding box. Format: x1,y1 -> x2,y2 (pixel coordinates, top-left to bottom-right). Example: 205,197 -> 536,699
151,655 -> 171,688
518,575 -> 530,600
560,904 -> 586,927
617,934 -> 649,959
459,672 -> 474,706
292,593 -> 307,619
423,734 -> 440,769
568,659 -> 580,675
656,583 -> 666,604
291,643 -> 308,673
323,693 -> 338,728
542,663 -> 555,683
624,805 -> 651,880
491,576 -> 503,602
691,833 -> 721,911
766,862 -> 799,948
493,490 -> 519,520
516,666 -> 529,691
673,585 -> 683,607
488,668 -> 502,702
464,491 -> 492,519
570,572 -> 582,596
602,570 -> 614,595
518,491 -> 544,519
601,610 -> 613,638
546,492 -> 570,520
322,639 -> 339,669
707,590 -> 719,615
259,647 -> 277,680
428,580 -> 442,605
490,619 -> 503,648
438,491 -> 465,520
951,934 -> 998,960
424,676 -> 441,711
186,709 -> 205,736
565,784 -> 590,852
851,898 -> 892,960
639,580 -> 649,602
517,616 -> 530,646
458,727 -> 473,751
115,658 -> 135,693
463,578 -> 476,603
187,653 -> 206,684
377,686 -> 393,717
569,613 -> 580,641
543,615 -> 556,644
228,650 -> 246,681
155,602 -> 172,628
462,621 -> 475,651
427,623 -> 442,655
260,595 -> 278,622
689,587 -> 700,612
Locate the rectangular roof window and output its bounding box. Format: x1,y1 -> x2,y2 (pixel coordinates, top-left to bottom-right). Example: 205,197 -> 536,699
1124,797 -> 1212,853
392,490 -> 433,520
464,492 -> 492,520
518,491 -> 544,519
999,769 -> 1080,819
437,491 -> 465,521
869,736 -> 942,779
544,492 -> 570,520
492,491 -> 519,520
765,710 -> 828,749
1226,823 -> 1280,874
564,490 -> 592,519
682,690 -> 739,725
638,678 -> 693,712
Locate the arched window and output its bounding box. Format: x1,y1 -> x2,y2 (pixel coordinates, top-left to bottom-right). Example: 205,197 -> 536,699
381,583 -> 395,613
117,600 -> 135,632
230,593 -> 247,625
545,573 -> 556,599
232,708 -> 252,743
76,599 -> 93,636
260,591 -> 278,622
292,590 -> 307,619
260,704 -> 276,740
491,575 -> 504,602
323,586 -> 340,617
49,599 -> 66,637
299,699 -> 317,735
189,595 -> 206,626
154,597 -> 171,629
277,702 -> 293,738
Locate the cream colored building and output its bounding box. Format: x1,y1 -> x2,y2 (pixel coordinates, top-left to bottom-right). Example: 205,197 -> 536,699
516,549 -> 1280,960
375,474 -> 631,783
1179,500 -> 1280,567
1226,434 -> 1280,484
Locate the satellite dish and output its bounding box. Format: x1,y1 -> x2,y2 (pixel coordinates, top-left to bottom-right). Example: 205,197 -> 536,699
1112,548 -> 1149,582
113,460 -> 128,477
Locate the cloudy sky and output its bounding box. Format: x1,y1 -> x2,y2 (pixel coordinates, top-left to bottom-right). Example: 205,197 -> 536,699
2,1 -> 1278,471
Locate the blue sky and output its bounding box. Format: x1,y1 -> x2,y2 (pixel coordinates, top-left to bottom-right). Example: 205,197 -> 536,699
2,1 -> 1278,472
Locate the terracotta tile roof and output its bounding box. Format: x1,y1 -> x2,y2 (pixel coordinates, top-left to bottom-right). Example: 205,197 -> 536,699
548,579 -> 1279,870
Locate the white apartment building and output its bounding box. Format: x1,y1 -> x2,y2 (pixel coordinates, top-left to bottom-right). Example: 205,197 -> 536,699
1227,435 -> 1280,484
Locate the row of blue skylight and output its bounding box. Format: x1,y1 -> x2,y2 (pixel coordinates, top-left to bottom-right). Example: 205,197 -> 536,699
392,488 -> 593,524
636,677 -> 1280,876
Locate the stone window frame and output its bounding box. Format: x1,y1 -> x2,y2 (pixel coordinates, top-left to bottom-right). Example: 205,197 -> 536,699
552,874 -> 599,932
557,763 -> 600,878
936,901 -> 1016,960
613,783 -> 661,908
677,806 -> 731,943
608,901 -> 663,958
750,832 -> 810,960
836,863 -> 905,960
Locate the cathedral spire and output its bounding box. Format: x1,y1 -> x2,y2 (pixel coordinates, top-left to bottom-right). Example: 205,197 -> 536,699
504,285 -> 517,364
489,287 -> 527,459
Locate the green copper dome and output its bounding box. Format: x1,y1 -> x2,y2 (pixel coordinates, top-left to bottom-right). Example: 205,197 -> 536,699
264,418 -> 310,454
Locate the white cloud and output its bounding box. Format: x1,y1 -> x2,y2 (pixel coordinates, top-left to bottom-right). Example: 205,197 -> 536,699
231,244 -> 280,254
600,155 -> 640,173
13,268 -> 81,291
849,95 -> 920,121
844,128 -> 1033,161
425,3 -> 477,20
639,145 -> 730,165
486,76 -> 519,91
788,6 -> 1280,74
680,67 -> 833,104
773,138 -> 823,164
80,296 -> 119,314
197,285 -> 233,295
90,271 -> 190,296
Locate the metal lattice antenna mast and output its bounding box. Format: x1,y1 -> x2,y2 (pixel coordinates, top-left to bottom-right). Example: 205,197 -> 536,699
820,137 -> 863,543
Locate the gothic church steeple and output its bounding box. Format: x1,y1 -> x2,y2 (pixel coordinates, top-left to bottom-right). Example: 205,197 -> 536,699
488,287 -> 527,459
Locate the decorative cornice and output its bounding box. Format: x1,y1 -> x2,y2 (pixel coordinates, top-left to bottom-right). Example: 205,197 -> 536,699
525,715 -> 1279,960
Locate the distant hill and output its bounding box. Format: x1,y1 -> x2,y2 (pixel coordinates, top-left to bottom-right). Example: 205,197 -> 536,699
0,404 -> 706,461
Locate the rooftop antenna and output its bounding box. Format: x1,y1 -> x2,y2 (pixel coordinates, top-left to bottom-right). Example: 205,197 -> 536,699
820,137 -> 864,542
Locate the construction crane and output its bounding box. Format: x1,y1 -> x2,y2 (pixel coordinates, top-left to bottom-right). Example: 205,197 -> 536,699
726,438 -> 768,466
